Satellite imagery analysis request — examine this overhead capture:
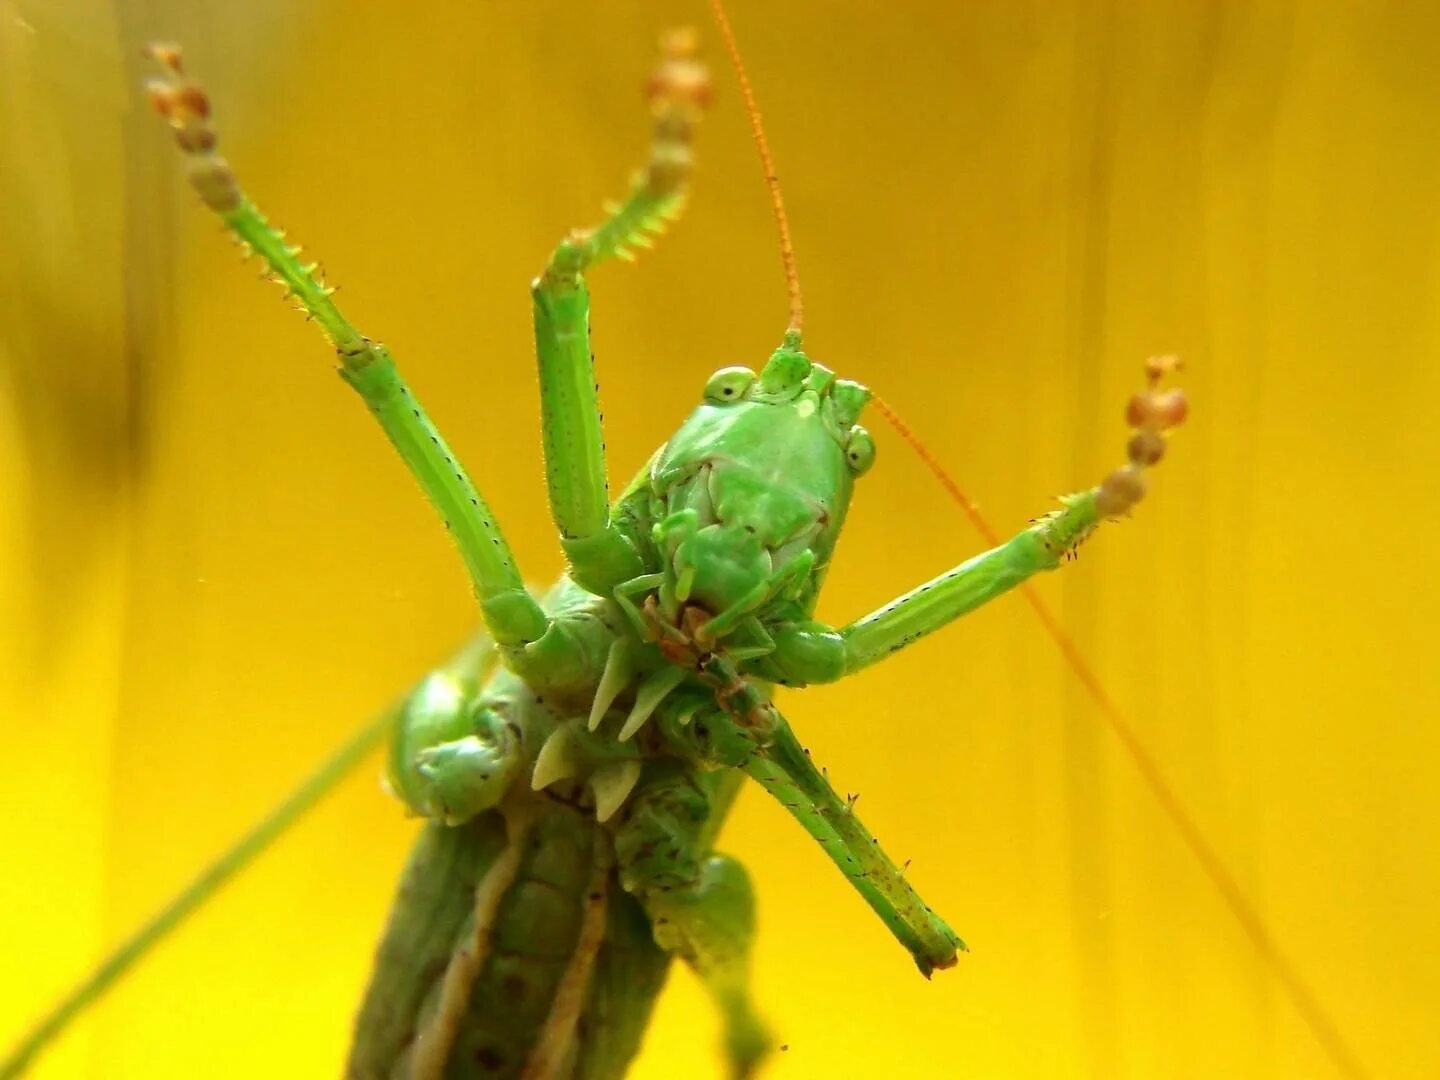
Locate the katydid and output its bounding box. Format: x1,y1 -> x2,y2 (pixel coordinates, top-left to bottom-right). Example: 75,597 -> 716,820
4,18 -> 1190,1080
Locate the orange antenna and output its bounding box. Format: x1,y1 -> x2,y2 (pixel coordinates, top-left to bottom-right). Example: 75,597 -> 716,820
871,395 -> 1365,1079
707,0 -> 804,345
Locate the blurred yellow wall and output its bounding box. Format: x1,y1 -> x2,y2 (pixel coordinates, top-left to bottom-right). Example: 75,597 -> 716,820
4,1 -> 1439,1077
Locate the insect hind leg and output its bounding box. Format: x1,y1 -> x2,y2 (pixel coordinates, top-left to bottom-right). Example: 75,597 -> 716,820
611,765 -> 773,1077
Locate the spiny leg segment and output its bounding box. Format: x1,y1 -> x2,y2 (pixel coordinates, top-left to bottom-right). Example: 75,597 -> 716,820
837,357 -> 1187,671
766,359 -> 1189,684
145,46 -> 546,647
659,661 -> 965,977
532,31 -> 710,595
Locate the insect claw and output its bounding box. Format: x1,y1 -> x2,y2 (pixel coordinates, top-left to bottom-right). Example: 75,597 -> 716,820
619,667 -> 685,741
531,727 -> 582,790
591,759 -> 642,822
589,639 -> 635,731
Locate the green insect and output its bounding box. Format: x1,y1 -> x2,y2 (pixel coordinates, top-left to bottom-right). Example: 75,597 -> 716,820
4,15 -> 1188,1080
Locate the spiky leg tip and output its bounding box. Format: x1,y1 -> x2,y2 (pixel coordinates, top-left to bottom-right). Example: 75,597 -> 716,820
1096,355 -> 1188,517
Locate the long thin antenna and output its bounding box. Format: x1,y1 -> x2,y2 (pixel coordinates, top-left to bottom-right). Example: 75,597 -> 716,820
871,396 -> 1366,1080
707,0 -> 804,344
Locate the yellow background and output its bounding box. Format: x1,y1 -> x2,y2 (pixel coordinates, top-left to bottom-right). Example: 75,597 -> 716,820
4,1 -> 1438,1077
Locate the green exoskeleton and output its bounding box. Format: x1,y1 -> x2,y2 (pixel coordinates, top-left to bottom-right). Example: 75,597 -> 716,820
4,20 -> 1188,1080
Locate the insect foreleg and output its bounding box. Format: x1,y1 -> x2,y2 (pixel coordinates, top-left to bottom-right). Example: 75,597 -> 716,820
836,493 -> 1103,674
612,765 -> 772,1078
532,33 -> 709,596
768,361 -> 1189,683
144,47 -> 546,648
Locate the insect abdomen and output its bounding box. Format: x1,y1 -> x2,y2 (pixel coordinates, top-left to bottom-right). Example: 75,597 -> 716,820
348,795 -> 669,1080
445,803 -> 599,1077
346,814 -> 508,1078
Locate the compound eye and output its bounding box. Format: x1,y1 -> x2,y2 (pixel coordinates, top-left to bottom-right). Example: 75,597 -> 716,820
844,426 -> 876,475
703,366 -> 755,405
